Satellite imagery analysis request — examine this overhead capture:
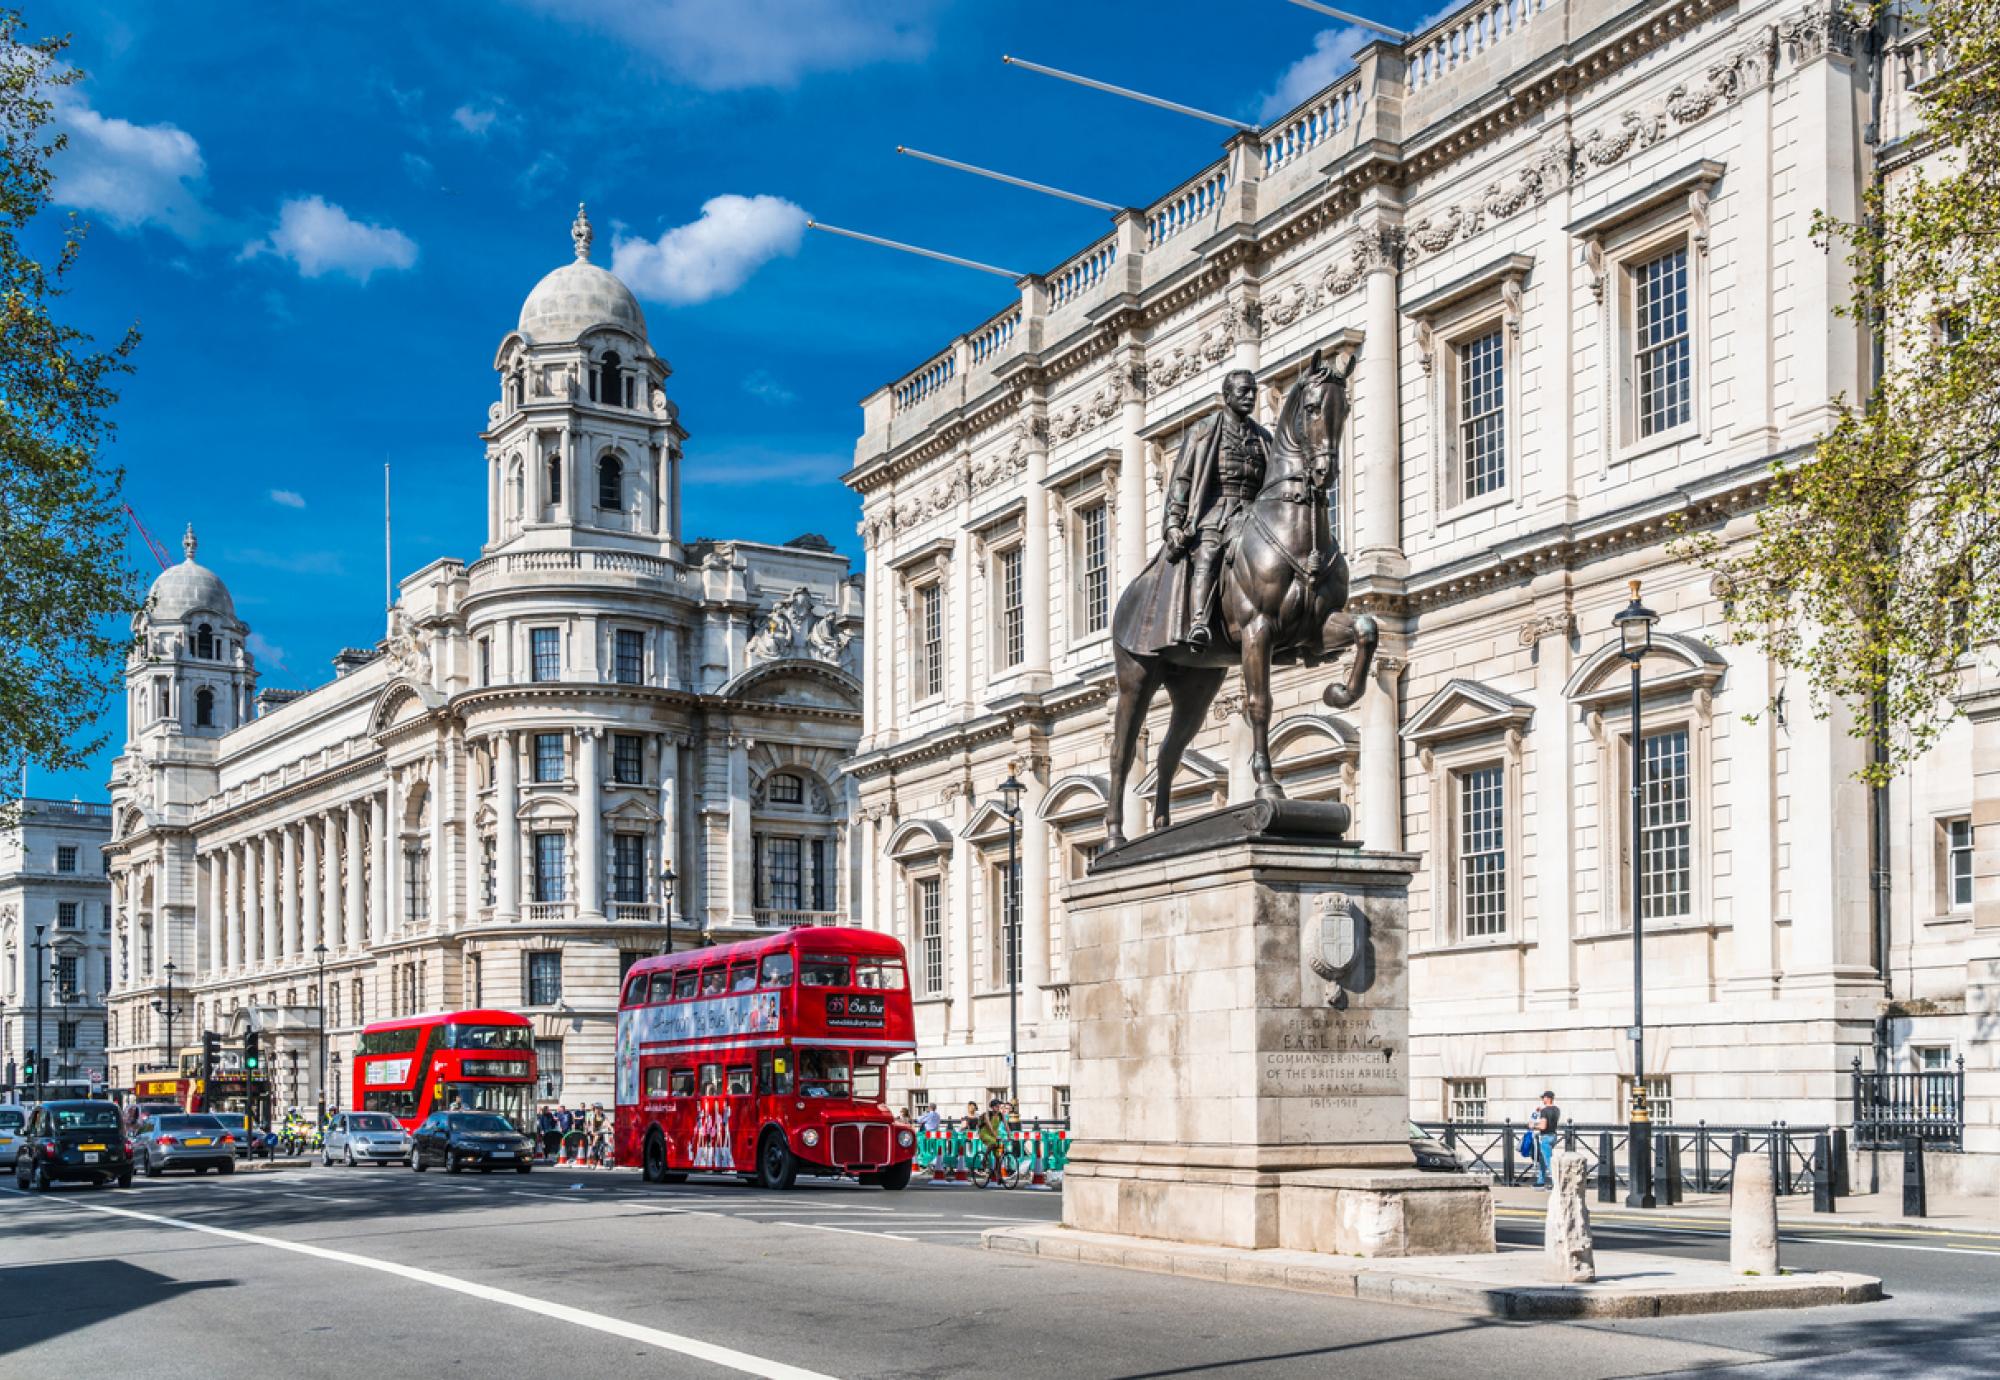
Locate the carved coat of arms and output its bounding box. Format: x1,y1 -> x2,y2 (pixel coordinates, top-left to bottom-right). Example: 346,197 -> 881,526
1307,892 -> 1369,1006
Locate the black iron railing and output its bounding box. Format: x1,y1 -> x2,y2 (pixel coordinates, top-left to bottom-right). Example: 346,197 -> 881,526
1852,1056 -> 1965,1149
1417,1120 -> 1842,1197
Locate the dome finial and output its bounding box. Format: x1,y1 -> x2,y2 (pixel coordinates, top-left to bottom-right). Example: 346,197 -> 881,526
183,523 -> 197,561
571,201 -> 593,263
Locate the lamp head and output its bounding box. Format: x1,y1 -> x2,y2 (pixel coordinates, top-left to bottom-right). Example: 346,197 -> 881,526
1612,578 -> 1658,662
999,759 -> 1025,815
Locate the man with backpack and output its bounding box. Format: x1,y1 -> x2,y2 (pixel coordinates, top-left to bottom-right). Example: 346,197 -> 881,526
1531,1090 -> 1561,1188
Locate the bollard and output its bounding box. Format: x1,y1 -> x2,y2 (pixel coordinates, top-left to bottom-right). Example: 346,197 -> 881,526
1596,1130 -> 1617,1204
1831,1127 -> 1850,1198
930,1132 -> 950,1183
1902,1136 -> 1927,1218
1030,1131 -> 1047,1187
1769,1122 -> 1786,1194
1811,1131 -> 1834,1213
953,1131 -> 970,1183
1544,1150 -> 1596,1283
1730,1150 -> 1780,1275
1664,1133 -> 1684,1206
1502,1120 -> 1516,1187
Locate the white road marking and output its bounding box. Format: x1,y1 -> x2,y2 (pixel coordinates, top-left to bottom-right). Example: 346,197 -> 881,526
4,1189 -> 834,1379
277,1193 -> 362,1204
772,1220 -> 913,1243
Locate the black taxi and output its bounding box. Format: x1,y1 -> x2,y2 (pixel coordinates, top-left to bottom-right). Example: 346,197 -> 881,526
13,1100 -> 133,1190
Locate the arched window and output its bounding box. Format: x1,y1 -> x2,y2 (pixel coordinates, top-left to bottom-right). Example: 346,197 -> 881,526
596,351 -> 622,406
598,454 -> 623,511
195,623 -> 215,658
195,687 -> 215,727
768,773 -> 804,805
545,453 -> 562,506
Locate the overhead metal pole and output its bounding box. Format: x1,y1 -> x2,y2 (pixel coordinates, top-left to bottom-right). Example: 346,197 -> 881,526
895,146 -> 1119,212
806,221 -> 1024,280
1001,55 -> 1256,131
1285,0 -> 1411,40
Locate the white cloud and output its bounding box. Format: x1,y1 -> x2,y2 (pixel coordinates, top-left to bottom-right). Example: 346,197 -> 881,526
1258,26 -> 1372,121
742,370 -> 796,406
269,488 -> 306,509
50,86 -> 211,238
451,102 -> 500,136
242,196 -> 418,283
245,632 -> 287,671
402,151 -> 436,186
611,194 -> 806,306
513,0 -> 933,90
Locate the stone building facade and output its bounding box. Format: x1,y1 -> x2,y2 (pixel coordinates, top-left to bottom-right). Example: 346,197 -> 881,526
105,211 -> 864,1111
845,0 -> 1997,1180
1,799 -> 115,1092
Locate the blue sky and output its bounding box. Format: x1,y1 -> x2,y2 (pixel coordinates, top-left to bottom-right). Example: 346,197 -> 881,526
31,0 -> 1434,801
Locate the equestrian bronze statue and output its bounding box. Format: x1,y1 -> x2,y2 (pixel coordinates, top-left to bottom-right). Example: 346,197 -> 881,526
1104,347 -> 1378,849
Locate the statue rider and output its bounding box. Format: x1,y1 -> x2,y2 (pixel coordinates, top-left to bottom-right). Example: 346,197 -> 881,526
1163,369 -> 1271,649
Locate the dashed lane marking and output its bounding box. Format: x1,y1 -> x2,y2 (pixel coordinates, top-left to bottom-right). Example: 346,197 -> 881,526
1497,1214 -> 2000,1257
771,1221 -> 914,1243
1,1188 -> 835,1379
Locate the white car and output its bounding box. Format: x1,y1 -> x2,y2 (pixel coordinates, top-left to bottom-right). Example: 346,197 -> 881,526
0,1104 -> 26,1168
322,1111 -> 411,1166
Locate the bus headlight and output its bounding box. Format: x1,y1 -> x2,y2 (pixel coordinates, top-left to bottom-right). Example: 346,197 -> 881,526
800,1128 -> 821,1148
897,1130 -> 914,1149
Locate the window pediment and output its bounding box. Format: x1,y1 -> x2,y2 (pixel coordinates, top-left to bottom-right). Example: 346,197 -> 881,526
886,818 -> 953,863
1270,713 -> 1358,768
961,801 -> 1023,847
518,796 -> 577,824
1038,774 -> 1110,824
1564,631 -> 1726,712
1402,678 -> 1533,759
1403,253 -> 1535,325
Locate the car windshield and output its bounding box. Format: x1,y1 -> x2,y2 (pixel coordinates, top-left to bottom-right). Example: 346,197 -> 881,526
0,1109 -> 24,1131
439,1082 -> 530,1132
52,1106 -> 121,1131
213,1114 -> 248,1129
796,1048 -> 851,1098
155,1115 -> 224,1132
349,1114 -> 397,1132
447,1113 -> 515,1135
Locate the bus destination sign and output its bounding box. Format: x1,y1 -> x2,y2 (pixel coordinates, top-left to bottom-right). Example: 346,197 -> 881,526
824,992 -> 886,1028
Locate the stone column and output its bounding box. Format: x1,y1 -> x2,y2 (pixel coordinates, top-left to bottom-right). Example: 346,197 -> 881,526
206,855 -> 224,976
1731,36 -> 1778,452
384,772 -> 403,936
368,792 -> 388,946
432,746 -> 451,929
280,825 -> 299,962
495,733 -> 520,921
243,838 -> 263,967
260,833 -> 279,965
728,735 -> 752,922
1352,213 -> 1403,574
1527,607 -> 1577,1008
1726,638 -> 1779,994
658,735 -> 679,921
1957,683 -> 2000,1158
1115,343 -> 1148,597
577,727 -> 603,921
951,487 -> 973,715
226,844 -> 243,971
1784,21 -> 1864,436
343,803 -> 363,951
1357,656 -> 1404,851
1022,402 -> 1052,682
1020,769 -> 1050,1025
302,814 -> 322,956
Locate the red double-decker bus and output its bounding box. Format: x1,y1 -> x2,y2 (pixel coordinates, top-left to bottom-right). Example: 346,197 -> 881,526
616,928 -> 918,1189
354,1010 -> 538,1133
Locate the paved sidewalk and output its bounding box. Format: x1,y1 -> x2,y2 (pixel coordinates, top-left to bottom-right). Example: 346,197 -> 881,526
1490,1183 -> 2000,1236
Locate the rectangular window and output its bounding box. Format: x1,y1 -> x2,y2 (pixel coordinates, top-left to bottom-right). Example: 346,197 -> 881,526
58,1020 -> 77,1052
478,638 -> 491,687
535,1039 -> 563,1098
997,546 -> 1025,669
1077,502 -> 1109,635
403,846 -> 429,921
1456,329 -> 1506,500
56,954 -> 78,997
917,583 -> 944,699
910,1088 -> 932,1117
614,629 -> 645,685
1446,1078 -> 1487,1123
1947,818 -> 1974,910
56,844 -> 78,873
612,734 -> 643,784
534,732 -> 565,783
466,954 -> 483,1007
533,834 -> 567,904
101,954 -> 112,994
994,858 -> 1021,986
1620,1075 -> 1673,1125
530,627 -> 561,682
526,951 -> 563,1006
918,877 -> 944,996
1633,247 -> 1692,437
481,837 -> 497,908
1638,728 -> 1692,921
763,837 -> 802,910
1457,765 -> 1507,938
768,773 -> 803,804
57,901 -> 79,930
612,834 -> 646,904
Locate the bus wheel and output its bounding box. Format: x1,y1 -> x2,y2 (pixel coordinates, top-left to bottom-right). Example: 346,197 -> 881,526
642,1133 -> 668,1184
878,1161 -> 913,1191
756,1131 -> 797,1190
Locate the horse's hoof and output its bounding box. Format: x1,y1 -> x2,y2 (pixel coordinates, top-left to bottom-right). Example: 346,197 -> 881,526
1103,831 -> 1126,851
1255,785 -> 1286,804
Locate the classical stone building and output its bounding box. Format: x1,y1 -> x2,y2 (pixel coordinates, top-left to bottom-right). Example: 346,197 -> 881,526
1,799 -> 115,1093
846,0 -> 1997,1181
105,210 -> 864,1111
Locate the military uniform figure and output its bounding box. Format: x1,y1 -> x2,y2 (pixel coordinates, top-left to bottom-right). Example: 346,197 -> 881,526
1163,369 -> 1271,648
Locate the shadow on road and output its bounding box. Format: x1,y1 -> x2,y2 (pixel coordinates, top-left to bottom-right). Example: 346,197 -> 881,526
0,1260 -> 236,1357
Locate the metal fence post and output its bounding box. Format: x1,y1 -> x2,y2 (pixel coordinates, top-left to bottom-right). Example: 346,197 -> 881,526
1665,1132 -> 1683,1206
1696,1122 -> 1712,1192
1902,1136 -> 1927,1218
1597,1129 -> 1617,1204
1502,1119 -> 1515,1187
1831,1127 -> 1850,1198
1769,1122 -> 1785,1194
1812,1131 -> 1834,1213
1728,1129 -> 1746,1192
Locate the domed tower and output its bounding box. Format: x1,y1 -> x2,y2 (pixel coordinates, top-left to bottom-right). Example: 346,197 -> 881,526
127,524 -> 257,746
484,204 -> 686,560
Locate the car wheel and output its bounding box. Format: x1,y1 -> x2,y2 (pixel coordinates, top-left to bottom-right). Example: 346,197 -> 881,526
515,1163 -> 531,1174
756,1131 -> 797,1190
878,1161 -> 913,1192
143,1153 -> 161,1178
117,1171 -> 133,1188
346,1146 -> 357,1167
446,1151 -> 462,1175
411,1150 -> 427,1172
219,1158 -> 235,1176
320,1146 -> 331,1166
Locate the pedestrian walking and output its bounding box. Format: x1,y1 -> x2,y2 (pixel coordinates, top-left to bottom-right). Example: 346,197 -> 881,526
537,1104 -> 557,1160
1531,1090 -> 1562,1188
918,1104 -> 942,1135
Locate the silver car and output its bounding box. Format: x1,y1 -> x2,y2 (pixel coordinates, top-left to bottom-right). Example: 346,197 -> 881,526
0,1104 -> 26,1169
322,1111 -> 410,1166
135,1113 -> 237,1176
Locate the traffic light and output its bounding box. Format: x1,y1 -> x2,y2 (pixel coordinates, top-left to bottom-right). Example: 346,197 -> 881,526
244,1030 -> 261,1074
22,1049 -> 37,1082
202,1032 -> 220,1080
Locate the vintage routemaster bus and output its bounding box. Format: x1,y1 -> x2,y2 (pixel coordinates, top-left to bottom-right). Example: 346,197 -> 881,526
616,928 -> 918,1189
353,1010 -> 537,1133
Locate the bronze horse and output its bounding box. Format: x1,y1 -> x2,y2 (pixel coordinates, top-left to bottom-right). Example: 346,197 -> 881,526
1104,348 -> 1377,849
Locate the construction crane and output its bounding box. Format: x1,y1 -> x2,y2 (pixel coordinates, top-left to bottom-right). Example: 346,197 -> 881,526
123,503 -> 174,571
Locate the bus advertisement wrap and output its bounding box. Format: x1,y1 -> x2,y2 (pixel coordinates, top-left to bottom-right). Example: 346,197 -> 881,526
616,991 -> 782,1105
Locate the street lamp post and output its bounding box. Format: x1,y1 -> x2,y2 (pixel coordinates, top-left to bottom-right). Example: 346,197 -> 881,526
660,861 -> 677,954
314,942 -> 329,1129
1612,579 -> 1659,1209
998,762 -> 1026,1112
162,960 -> 177,1070
58,985 -> 75,1083
32,925 -> 47,1102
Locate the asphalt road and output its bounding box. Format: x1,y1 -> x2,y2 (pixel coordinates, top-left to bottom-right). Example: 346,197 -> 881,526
1,1164 -> 1991,1378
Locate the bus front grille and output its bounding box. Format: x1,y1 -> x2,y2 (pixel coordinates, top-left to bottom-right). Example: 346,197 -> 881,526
831,1123 -> 888,1167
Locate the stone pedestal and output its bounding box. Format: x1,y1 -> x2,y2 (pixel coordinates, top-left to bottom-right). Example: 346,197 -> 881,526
1061,814 -> 1492,1256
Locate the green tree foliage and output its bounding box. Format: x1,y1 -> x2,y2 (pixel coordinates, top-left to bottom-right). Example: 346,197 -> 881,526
1682,0 -> 2000,783
0,10 -> 142,803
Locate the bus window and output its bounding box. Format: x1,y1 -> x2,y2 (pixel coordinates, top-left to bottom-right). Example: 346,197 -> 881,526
648,973 -> 674,1004
674,970 -> 698,1000
699,1063 -> 723,1095
727,1067 -> 752,1096
669,1068 -> 695,1097
852,1064 -> 884,1103
759,952 -> 794,987
728,962 -> 756,993
800,958 -> 848,988
760,1050 -> 794,1096
699,967 -> 726,996
644,1067 -> 671,1097
853,960 -> 907,990
797,1048 -> 851,1098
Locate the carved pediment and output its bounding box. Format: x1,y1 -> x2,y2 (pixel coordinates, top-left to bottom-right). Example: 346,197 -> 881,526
1563,631 -> 1727,710
1038,774 -> 1110,824
885,818 -> 953,862
718,659 -> 863,712
1401,678 -> 1534,751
